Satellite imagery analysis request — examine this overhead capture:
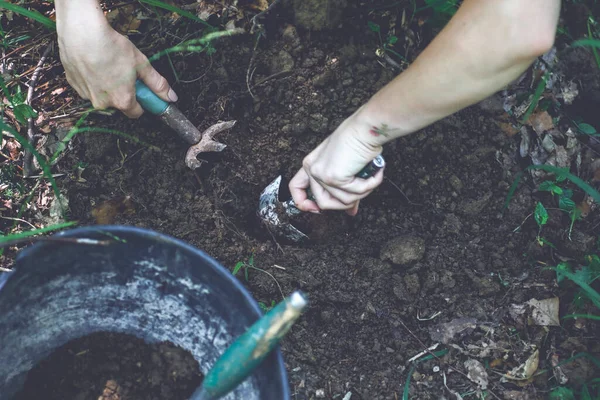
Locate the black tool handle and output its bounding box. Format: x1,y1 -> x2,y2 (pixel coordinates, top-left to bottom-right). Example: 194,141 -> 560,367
306,154 -> 386,200
285,155 -> 386,215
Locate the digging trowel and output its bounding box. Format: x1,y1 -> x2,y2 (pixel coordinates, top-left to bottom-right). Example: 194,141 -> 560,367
190,291 -> 308,400
258,155 -> 386,242
135,80 -> 235,169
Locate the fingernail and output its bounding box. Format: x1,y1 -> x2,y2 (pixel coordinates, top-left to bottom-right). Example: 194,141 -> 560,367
309,209 -> 321,214
168,88 -> 178,102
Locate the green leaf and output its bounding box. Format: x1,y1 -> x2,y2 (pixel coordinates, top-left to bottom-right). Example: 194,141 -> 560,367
232,261 -> 244,276
559,195 -> 576,211
556,262 -> 571,284
387,35 -> 398,45
538,236 -> 556,248
578,122 -> 598,135
248,253 -> 254,267
549,386 -> 575,400
534,202 -> 549,227
13,104 -> 37,125
0,1 -> 56,30
367,21 -> 381,33
539,180 -> 563,195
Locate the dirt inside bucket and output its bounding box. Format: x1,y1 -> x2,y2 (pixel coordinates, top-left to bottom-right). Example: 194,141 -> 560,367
14,331 -> 203,400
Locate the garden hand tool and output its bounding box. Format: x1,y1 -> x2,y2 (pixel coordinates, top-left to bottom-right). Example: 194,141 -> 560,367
258,155 -> 386,242
135,80 -> 235,169
190,291 -> 308,400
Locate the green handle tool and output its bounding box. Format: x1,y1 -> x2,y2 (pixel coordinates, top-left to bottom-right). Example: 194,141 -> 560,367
190,291 -> 308,400
135,80 -> 204,145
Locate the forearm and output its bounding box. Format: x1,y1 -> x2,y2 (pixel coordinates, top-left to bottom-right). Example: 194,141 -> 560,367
355,0 -> 560,145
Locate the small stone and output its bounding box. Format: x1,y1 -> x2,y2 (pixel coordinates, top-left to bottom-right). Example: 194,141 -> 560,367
404,273 -> 421,295
449,175 -> 463,192
313,70 -> 334,88
316,389 -> 326,398
270,50 -> 295,74
294,0 -> 347,31
282,24 -> 300,47
380,236 -> 426,265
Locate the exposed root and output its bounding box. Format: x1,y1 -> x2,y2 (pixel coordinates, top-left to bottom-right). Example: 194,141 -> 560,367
23,42 -> 53,177
185,120 -> 236,169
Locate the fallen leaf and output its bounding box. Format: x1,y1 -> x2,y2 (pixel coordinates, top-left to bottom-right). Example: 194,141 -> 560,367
92,196 -> 135,224
501,349 -> 540,384
106,5 -> 141,35
528,111 -> 554,135
578,200 -> 591,218
527,297 -> 560,326
495,120 -> 519,137
464,359 -> 488,389
428,318 -> 478,344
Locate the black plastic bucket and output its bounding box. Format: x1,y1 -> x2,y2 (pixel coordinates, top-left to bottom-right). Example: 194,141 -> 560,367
0,226 -> 290,400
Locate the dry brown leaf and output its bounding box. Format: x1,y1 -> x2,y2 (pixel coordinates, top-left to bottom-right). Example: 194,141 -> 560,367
501,349 -> 540,385
495,120 -> 519,137
578,200 -> 591,217
92,196 -> 135,224
106,5 -> 141,35
528,111 -> 554,135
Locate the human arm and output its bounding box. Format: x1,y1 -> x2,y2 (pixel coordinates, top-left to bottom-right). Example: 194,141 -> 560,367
55,0 -> 177,118
289,0 -> 561,215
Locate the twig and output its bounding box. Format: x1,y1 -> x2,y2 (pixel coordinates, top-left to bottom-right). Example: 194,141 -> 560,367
384,177 -> 421,206
0,216 -> 36,229
23,42 -> 53,177
180,56 -> 213,84
254,70 -> 293,87
246,36 -> 260,99
0,236 -> 111,249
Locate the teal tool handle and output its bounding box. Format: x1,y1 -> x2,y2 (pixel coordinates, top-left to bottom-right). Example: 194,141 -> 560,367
190,292 -> 308,400
135,80 -> 169,115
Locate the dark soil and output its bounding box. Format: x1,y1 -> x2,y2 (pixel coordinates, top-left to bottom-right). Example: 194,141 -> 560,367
2,1 -> 600,399
14,331 -> 202,400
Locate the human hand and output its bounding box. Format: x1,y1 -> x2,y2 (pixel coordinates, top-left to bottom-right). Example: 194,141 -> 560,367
57,12 -> 177,118
289,113 -> 385,216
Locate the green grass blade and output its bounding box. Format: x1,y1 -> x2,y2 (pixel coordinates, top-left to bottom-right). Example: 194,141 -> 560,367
0,1 -> 56,30
551,267 -> 600,309
138,0 -> 212,28
402,364 -> 416,400
587,22 -> 600,70
573,38 -> 600,49
562,314 -> 600,321
147,28 -> 244,62
403,349 -> 449,400
0,221 -> 77,244
521,72 -> 548,123
503,171 -> 524,210
50,126 -> 160,164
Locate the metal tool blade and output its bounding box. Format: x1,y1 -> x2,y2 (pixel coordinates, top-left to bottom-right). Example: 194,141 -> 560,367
258,176 -> 309,242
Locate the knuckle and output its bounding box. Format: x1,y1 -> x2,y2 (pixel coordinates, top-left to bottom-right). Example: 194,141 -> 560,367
154,76 -> 169,93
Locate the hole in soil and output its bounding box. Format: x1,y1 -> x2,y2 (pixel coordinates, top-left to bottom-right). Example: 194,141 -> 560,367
14,331 -> 203,400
